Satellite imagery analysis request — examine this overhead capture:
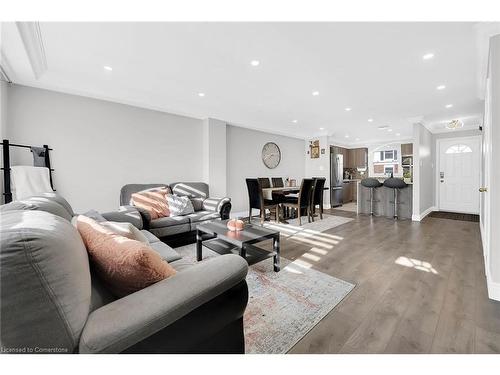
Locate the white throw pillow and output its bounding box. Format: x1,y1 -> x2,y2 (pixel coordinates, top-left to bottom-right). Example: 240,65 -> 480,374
166,194 -> 195,216
100,221 -> 149,243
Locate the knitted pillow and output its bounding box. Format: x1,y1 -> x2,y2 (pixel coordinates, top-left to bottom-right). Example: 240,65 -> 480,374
76,215 -> 176,297
165,194 -> 195,216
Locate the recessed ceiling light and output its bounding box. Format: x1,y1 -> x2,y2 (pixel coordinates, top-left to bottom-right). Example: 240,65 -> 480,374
198,92 -> 205,97
355,138 -> 360,141
367,118 -> 374,122
312,91 -> 320,96
292,119 -> 298,123
345,107 -> 352,111
103,66 -> 113,71
250,60 -> 260,67
436,85 -> 446,90
319,127 -> 325,130
396,133 -> 401,136
378,126 -> 389,130
422,53 -> 434,60
445,104 -> 453,108
387,128 -> 393,132
345,135 -> 350,138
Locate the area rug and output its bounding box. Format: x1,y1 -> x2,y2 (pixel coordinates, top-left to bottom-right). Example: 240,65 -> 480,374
175,243 -> 355,354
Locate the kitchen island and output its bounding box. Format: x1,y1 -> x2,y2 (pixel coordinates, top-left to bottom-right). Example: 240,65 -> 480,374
357,179 -> 413,219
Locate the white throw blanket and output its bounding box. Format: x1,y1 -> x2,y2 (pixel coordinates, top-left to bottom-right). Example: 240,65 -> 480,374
11,166 -> 53,201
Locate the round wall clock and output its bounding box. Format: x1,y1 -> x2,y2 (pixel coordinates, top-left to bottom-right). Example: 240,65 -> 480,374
262,142 -> 281,169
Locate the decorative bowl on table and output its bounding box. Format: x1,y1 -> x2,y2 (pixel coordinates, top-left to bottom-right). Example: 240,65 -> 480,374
227,219 -> 245,231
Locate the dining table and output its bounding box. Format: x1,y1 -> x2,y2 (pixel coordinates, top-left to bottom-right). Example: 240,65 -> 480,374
262,186 -> 329,200
261,187 -> 300,200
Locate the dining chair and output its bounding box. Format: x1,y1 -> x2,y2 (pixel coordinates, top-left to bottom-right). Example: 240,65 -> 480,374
311,177 -> 326,221
271,177 -> 284,188
258,177 -> 271,189
246,178 -> 279,224
282,178 -> 315,226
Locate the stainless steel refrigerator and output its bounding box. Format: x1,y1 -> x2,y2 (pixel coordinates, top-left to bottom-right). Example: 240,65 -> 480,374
330,150 -> 343,207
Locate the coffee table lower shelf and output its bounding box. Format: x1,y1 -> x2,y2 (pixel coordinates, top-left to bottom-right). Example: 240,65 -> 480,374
202,238 -> 277,266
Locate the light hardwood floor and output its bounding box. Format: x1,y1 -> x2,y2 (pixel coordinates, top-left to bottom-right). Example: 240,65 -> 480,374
270,209 -> 500,354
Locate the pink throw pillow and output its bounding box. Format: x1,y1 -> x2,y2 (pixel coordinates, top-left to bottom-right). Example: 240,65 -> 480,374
76,215 -> 176,297
130,188 -> 170,220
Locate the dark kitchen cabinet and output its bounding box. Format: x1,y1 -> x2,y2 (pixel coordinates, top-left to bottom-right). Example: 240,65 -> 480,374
342,182 -> 352,203
345,148 -> 368,169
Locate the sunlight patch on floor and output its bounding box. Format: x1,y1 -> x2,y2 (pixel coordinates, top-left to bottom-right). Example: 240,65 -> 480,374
395,256 -> 438,274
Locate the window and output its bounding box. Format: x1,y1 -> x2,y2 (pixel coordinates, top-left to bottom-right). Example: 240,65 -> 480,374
445,144 -> 472,154
384,166 -> 394,175
373,149 -> 398,162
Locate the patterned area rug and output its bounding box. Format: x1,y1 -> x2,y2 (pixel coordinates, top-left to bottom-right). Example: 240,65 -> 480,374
176,237 -> 355,353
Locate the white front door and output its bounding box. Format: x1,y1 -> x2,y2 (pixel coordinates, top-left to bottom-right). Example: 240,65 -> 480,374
481,77 -> 492,269
437,136 -> 481,214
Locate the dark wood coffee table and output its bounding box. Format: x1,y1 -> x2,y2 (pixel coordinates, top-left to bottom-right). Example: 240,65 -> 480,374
196,219 -> 281,272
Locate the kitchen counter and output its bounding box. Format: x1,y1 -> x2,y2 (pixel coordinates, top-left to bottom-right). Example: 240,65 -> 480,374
357,180 -> 413,219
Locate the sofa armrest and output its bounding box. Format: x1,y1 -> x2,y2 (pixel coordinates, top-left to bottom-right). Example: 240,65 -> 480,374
101,205 -> 143,229
203,197 -> 231,219
78,254 -> 248,354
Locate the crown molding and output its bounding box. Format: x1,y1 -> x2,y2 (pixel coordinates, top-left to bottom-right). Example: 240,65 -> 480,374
16,22 -> 47,80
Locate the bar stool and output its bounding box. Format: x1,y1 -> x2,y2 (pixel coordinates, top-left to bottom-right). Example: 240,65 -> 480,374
360,178 -> 383,216
383,178 -> 408,220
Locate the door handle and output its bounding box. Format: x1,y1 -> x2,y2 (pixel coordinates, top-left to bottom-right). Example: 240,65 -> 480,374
479,187 -> 488,193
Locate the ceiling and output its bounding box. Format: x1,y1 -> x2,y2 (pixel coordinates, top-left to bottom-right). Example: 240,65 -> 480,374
0,22 -> 489,144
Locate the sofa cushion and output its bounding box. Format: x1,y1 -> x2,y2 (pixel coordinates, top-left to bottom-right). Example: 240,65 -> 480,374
149,223 -> 191,238
149,215 -> 190,228
149,241 -> 182,263
187,210 -> 221,223
190,197 -> 204,211
100,221 -> 149,243
32,192 -> 75,217
141,229 -> 161,243
76,216 -> 176,298
0,197 -> 73,221
166,194 -> 195,216
0,210 -> 91,353
130,188 -> 170,220
170,182 -> 209,199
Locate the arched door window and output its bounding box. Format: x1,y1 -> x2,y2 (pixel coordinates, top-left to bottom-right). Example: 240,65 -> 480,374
445,144 -> 473,154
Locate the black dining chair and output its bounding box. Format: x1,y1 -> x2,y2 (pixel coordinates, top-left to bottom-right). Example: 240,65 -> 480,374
282,178 -> 315,226
258,177 -> 271,189
272,177 -> 284,188
310,177 -> 326,221
246,178 -> 279,224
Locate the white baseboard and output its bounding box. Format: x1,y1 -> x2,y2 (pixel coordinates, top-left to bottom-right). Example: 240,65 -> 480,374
412,206 -> 436,222
487,278 -> 500,301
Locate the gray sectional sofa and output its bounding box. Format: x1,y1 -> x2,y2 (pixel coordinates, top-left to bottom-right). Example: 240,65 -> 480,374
120,182 -> 231,245
0,193 -> 248,354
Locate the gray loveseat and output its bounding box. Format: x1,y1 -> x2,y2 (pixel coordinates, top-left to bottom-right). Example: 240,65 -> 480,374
120,182 -> 231,245
0,193 -> 248,354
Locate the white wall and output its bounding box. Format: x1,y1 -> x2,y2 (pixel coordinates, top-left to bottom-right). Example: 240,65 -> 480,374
487,34 -> 500,293
202,118 -> 227,197
226,125 -> 305,214
412,123 -> 434,220
5,84 -> 204,212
